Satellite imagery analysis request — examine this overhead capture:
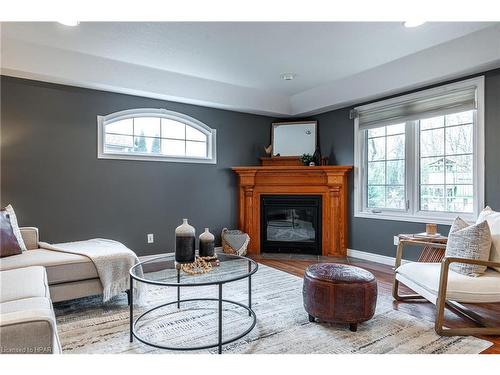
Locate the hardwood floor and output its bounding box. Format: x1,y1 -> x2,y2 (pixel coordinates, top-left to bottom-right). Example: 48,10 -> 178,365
249,253 -> 500,354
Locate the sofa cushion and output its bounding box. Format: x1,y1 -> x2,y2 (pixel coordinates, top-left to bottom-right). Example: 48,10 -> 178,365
49,278 -> 103,303
0,209 -> 22,258
0,296 -> 52,314
0,266 -> 50,303
445,217 -> 491,276
477,206 -> 500,272
20,227 -> 39,251
0,249 -> 98,284
396,262 -> 500,303
0,297 -> 60,354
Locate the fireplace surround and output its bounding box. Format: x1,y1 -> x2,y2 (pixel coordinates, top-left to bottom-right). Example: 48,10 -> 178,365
232,165 -> 352,257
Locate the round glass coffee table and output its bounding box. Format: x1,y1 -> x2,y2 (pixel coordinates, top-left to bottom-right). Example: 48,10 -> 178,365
129,252 -> 258,354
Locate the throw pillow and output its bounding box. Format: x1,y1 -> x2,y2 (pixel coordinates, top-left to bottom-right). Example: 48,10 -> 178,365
445,217 -> 492,276
3,204 -> 27,251
0,209 -> 23,257
477,206 -> 500,272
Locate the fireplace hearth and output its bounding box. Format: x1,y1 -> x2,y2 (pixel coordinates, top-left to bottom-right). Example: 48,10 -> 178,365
261,195 -> 322,255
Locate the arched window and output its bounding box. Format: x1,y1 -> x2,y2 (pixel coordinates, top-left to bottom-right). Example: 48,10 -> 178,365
97,108 -> 216,164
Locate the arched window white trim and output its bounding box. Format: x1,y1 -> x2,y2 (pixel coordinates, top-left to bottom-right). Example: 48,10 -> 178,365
97,108 -> 216,164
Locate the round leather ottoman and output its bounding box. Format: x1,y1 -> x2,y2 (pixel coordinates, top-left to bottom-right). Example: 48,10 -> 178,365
303,263 -> 377,332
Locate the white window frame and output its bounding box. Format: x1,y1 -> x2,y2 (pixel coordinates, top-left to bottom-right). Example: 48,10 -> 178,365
354,77 -> 485,225
97,108 -> 217,164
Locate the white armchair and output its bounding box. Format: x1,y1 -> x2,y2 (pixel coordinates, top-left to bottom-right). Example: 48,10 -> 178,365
393,239 -> 500,336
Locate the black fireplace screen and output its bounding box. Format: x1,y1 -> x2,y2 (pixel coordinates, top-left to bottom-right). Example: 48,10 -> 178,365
261,195 -> 322,255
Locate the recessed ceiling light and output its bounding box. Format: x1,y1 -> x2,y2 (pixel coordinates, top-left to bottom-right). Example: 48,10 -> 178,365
280,73 -> 297,81
58,21 -> 80,27
403,21 -> 426,28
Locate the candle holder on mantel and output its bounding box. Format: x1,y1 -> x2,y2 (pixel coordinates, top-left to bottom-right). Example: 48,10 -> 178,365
175,219 -> 196,264
426,223 -> 438,235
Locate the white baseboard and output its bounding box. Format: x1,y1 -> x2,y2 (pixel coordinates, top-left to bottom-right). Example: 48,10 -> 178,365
139,248 -> 405,268
347,248 -> 407,267
138,252 -> 172,262
138,247 -> 223,262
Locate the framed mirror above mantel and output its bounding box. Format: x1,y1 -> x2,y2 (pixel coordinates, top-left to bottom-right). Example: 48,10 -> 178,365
262,120 -> 327,166
271,120 -> 317,157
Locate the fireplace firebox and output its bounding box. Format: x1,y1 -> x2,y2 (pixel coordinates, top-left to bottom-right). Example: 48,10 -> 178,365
261,195 -> 322,255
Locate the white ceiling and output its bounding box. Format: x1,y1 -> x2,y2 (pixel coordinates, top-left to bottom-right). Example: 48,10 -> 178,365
2,22 -> 500,116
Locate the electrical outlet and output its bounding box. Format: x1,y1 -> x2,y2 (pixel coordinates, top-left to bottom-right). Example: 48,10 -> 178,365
393,236 -> 399,246
147,234 -> 154,244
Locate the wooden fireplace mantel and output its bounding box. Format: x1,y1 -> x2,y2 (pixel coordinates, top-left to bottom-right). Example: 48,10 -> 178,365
232,165 -> 352,257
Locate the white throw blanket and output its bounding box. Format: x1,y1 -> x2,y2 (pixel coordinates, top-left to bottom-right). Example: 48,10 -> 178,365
39,239 -> 144,304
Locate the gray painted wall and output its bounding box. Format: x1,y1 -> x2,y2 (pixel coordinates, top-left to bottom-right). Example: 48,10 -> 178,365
309,68 -> 500,259
2,69 -> 499,260
1,76 -> 272,256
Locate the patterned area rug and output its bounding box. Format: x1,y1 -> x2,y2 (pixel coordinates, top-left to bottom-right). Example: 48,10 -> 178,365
54,264 -> 492,354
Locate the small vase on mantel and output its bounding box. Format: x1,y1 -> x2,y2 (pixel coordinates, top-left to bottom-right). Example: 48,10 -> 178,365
313,146 -> 322,166
175,219 -> 196,264
199,228 -> 215,258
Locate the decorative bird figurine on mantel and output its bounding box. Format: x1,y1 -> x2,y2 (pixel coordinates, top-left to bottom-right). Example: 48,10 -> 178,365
264,144 -> 273,156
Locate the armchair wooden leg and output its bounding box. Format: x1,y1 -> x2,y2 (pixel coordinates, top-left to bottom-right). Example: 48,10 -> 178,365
392,240 -> 427,302
435,325 -> 500,336
392,277 -> 427,301
392,278 -> 401,301
434,294 -> 447,335
435,301 -> 500,336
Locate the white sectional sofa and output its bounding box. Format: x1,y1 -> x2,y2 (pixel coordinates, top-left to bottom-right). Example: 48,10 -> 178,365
0,227 -> 106,354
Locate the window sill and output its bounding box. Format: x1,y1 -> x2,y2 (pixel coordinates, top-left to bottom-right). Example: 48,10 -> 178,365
97,152 -> 217,164
354,211 -> 475,226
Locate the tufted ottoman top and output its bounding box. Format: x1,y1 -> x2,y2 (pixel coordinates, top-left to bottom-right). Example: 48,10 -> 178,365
304,263 -> 375,284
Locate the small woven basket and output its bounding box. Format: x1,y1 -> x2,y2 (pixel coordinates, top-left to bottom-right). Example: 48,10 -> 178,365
221,228 -> 250,256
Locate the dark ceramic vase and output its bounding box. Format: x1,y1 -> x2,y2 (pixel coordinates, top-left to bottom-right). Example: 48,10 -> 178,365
199,228 -> 215,257
175,219 -> 195,264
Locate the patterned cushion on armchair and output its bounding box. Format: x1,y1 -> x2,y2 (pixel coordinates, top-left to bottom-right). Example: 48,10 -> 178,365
444,217 -> 491,276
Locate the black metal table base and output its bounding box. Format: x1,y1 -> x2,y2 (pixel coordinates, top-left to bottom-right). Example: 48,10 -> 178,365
131,297 -> 256,353
129,269 -> 255,354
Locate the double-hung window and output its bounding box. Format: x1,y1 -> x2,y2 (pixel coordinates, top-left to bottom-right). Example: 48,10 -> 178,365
353,77 -> 484,224
97,108 -> 217,164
